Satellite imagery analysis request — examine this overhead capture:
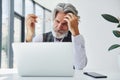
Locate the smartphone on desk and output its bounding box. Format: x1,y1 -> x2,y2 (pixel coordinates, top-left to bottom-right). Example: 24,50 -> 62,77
83,72 -> 107,78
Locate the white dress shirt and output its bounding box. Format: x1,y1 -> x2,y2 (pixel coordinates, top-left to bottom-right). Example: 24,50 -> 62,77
32,34 -> 87,70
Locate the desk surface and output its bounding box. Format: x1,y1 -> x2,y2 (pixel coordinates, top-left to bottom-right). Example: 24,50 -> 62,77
0,69 -> 120,80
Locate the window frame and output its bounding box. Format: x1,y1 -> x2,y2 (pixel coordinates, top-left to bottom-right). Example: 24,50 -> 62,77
0,0 -> 2,68
0,0 -> 51,68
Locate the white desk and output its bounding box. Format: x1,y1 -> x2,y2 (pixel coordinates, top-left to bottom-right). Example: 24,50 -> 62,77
0,69 -> 120,80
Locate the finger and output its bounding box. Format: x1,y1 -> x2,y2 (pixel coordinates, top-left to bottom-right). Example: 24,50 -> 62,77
26,18 -> 36,28
26,17 -> 36,24
67,13 -> 78,21
64,15 -> 71,21
31,18 -> 37,22
27,17 -> 37,24
64,13 -> 76,21
67,13 -> 74,18
26,14 -> 37,22
27,14 -> 38,18
30,19 -> 36,23
64,18 -> 70,26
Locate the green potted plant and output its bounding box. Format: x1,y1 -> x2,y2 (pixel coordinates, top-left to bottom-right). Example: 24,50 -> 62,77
101,14 -> 120,70
101,14 -> 120,51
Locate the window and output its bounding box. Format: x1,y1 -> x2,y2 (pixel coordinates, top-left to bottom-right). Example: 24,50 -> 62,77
14,0 -> 23,15
0,0 -> 51,68
14,16 -> 22,42
25,0 -> 34,38
45,10 -> 52,33
25,0 -> 34,16
1,0 -> 9,68
35,4 -> 44,35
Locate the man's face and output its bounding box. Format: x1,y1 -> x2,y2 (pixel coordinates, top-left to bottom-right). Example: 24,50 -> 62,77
52,12 -> 68,38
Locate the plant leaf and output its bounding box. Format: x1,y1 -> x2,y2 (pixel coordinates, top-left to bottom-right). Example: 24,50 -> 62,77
117,24 -> 120,28
108,44 -> 120,51
101,14 -> 119,23
113,30 -> 120,37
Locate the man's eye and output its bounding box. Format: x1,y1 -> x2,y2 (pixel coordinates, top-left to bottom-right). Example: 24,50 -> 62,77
62,23 -> 67,26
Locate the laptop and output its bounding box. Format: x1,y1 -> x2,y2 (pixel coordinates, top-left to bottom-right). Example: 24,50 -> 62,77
12,42 -> 74,77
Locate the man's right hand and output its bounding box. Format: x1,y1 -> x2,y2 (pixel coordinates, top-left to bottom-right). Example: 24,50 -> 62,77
25,14 -> 37,42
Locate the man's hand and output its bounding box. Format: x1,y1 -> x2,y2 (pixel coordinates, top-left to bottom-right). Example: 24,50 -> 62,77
26,14 -> 37,42
64,13 -> 80,36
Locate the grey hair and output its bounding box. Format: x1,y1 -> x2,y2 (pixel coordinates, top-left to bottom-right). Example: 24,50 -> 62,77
52,3 -> 79,20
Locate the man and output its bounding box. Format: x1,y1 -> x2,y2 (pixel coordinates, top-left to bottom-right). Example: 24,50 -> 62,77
26,3 -> 87,70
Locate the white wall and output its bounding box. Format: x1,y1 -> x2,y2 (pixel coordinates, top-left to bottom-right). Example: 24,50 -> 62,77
35,0 -> 120,72
67,0 -> 120,72
34,0 -> 68,10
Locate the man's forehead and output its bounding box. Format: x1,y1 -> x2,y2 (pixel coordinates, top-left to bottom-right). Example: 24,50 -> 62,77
55,12 -> 68,22
56,19 -> 67,23
55,17 -> 67,23
61,20 -> 67,23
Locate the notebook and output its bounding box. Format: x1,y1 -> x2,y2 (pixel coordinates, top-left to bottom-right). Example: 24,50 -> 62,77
12,42 -> 74,77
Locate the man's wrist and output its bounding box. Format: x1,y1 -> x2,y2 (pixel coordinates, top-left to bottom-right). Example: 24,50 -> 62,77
72,30 -> 80,36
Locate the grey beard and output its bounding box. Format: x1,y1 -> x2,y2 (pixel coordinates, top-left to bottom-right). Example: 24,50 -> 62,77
52,29 -> 68,39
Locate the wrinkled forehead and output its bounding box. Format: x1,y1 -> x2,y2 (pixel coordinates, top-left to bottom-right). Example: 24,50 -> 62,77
55,12 -> 67,21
